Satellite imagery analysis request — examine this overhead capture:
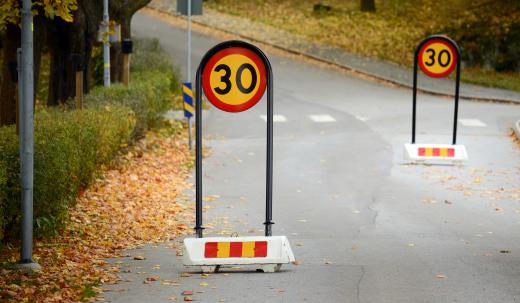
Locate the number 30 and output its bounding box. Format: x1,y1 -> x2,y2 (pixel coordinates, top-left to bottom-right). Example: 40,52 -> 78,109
213,63 -> 258,95
424,48 -> 451,67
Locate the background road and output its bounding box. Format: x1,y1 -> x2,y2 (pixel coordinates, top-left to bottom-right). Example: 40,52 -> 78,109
104,12 -> 520,303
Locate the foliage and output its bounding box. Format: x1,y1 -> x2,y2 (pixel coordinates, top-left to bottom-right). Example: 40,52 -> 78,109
0,126 -> 191,302
206,0 -> 520,89
0,0 -> 78,30
437,1 -> 520,72
0,106 -> 135,240
87,38 -> 181,137
0,38 -> 181,241
85,71 -> 173,138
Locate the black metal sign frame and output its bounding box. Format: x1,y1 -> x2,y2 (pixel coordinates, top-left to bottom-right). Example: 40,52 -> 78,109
194,40 -> 274,238
412,35 -> 461,145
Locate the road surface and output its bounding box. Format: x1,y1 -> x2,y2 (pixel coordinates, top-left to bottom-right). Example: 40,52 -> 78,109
103,11 -> 520,303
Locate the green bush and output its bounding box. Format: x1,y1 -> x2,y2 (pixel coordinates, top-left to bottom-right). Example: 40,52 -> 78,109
85,71 -> 172,138
0,37 -> 178,242
437,1 -> 520,72
0,131 -> 16,243
86,38 -> 180,137
0,107 -> 135,239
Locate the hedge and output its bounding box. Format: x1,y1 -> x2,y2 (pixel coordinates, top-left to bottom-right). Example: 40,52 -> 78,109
0,38 -> 178,241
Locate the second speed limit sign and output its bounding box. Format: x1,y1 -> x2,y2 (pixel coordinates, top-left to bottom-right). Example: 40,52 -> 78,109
417,38 -> 458,78
202,46 -> 267,112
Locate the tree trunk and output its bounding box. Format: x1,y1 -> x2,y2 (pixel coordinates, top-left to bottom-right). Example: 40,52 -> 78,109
0,25 -> 21,126
361,0 -> 376,12
110,0 -> 151,83
47,18 -> 77,106
47,0 -> 103,105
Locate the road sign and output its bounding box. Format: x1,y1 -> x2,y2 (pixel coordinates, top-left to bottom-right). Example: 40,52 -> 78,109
202,46 -> 267,113
183,82 -> 194,118
417,38 -> 458,78
406,35 -> 466,165
183,41 -> 293,273
177,0 -> 203,15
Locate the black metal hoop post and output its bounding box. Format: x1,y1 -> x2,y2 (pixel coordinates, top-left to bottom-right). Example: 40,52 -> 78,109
194,41 -> 274,238
411,35 -> 461,145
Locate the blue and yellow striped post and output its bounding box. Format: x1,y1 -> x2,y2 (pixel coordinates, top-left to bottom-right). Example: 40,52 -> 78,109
183,82 -> 195,149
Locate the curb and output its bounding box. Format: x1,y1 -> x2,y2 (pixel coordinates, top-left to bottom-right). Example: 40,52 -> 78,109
144,7 -> 520,105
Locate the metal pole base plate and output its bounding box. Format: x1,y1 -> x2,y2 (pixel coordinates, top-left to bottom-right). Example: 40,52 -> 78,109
12,261 -> 41,274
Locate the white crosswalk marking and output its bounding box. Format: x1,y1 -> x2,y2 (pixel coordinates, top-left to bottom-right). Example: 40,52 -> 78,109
260,115 -> 287,122
459,119 -> 487,127
309,115 -> 336,122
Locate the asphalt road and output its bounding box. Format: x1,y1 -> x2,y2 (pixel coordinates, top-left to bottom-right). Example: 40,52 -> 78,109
103,12 -> 520,303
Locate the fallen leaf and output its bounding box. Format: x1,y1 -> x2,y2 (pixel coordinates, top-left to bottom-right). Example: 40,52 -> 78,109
184,296 -> 193,302
181,290 -> 193,296
133,256 -> 146,260
199,282 -> 208,287
436,274 -> 447,279
145,276 -> 160,282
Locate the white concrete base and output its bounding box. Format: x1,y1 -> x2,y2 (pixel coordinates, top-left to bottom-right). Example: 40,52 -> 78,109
404,143 -> 468,165
183,236 -> 295,273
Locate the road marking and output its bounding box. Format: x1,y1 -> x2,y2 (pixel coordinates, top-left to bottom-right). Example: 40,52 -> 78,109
356,116 -> 369,122
260,115 -> 287,122
309,115 -> 336,122
459,119 -> 486,127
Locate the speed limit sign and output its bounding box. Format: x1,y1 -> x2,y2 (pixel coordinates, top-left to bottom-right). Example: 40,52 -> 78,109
202,45 -> 267,112
417,37 -> 458,78
193,40 -> 276,239
408,35 -> 465,165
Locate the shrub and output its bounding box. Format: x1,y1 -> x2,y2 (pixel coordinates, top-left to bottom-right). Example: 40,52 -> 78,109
86,38 -> 180,137
0,107 -> 135,239
437,1 -> 520,72
0,37 -> 177,241
85,71 -> 172,138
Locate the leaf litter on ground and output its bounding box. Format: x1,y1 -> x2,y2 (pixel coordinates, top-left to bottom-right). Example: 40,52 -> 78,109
0,124 -> 193,302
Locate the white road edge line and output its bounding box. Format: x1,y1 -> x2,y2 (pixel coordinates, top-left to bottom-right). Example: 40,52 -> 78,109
459,118 -> 487,127
309,114 -> 336,122
260,115 -> 287,122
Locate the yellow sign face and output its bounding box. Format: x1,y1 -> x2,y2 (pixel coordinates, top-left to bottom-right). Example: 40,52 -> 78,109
209,54 -> 261,105
202,47 -> 267,112
418,39 -> 457,78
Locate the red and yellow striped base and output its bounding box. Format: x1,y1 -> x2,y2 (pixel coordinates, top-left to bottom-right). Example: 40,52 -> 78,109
418,147 -> 455,157
204,241 -> 268,258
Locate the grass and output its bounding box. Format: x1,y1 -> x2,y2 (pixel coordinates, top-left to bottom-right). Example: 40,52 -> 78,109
205,0 -> 520,92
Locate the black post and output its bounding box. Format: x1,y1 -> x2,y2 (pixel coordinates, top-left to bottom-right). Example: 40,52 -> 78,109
452,49 -> 461,145
195,65 -> 204,238
264,55 -> 274,237
412,49 -> 418,144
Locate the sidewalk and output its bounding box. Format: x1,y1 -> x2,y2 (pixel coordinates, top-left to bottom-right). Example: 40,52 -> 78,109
148,0 -> 520,104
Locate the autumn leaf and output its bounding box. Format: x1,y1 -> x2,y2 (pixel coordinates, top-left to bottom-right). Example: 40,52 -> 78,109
0,128 -> 192,302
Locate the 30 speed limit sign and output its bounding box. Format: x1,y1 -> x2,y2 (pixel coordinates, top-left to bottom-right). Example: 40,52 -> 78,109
202,46 -> 267,112
417,38 -> 458,78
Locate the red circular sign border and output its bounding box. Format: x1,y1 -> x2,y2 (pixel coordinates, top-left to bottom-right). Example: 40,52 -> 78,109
202,47 -> 267,113
418,38 -> 458,78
